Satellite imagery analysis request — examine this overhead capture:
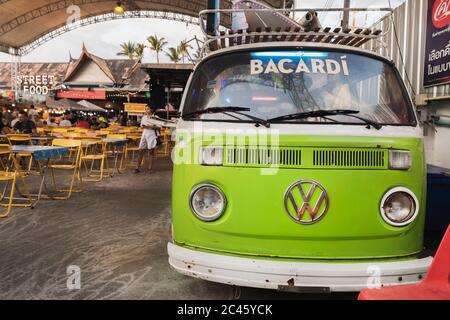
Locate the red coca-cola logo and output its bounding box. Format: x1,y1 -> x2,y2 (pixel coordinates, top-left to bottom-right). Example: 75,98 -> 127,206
432,0 -> 450,28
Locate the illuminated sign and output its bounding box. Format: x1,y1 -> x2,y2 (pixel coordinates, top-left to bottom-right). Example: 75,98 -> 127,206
56,90 -> 106,100
249,52 -> 349,76
16,74 -> 56,95
424,0 -> 450,87
124,103 -> 147,114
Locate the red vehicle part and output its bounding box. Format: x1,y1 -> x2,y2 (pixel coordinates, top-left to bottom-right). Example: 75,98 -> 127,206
359,224 -> 450,300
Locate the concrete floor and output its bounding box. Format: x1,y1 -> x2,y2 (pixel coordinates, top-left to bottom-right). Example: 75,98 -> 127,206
1,158 -> 428,300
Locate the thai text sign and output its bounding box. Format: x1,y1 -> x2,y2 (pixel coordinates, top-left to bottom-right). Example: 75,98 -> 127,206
124,103 -> 147,114
423,0 -> 450,87
56,90 -> 106,100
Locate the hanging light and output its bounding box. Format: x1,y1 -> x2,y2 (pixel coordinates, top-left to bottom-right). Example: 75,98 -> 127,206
114,1 -> 125,15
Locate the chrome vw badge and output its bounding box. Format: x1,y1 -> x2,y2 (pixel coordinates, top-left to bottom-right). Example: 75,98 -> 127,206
284,180 -> 329,225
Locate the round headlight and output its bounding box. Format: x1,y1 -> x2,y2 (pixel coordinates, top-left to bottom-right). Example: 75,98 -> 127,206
190,184 -> 226,221
380,187 -> 419,226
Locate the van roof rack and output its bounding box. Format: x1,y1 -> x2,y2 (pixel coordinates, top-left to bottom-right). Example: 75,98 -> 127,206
199,7 -> 391,55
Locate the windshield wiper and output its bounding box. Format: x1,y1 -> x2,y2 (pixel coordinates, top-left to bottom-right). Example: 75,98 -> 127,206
183,106 -> 271,128
268,109 -> 382,130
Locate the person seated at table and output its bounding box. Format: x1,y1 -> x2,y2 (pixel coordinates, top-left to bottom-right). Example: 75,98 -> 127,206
76,117 -> 90,129
0,113 -> 10,134
89,116 -> 100,130
46,117 -> 58,127
33,113 -> 45,128
134,106 -> 160,174
59,112 -> 73,127
10,111 -> 19,128
98,116 -> 109,129
13,111 -> 37,135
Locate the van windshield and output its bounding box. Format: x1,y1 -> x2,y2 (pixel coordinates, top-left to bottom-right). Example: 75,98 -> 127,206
183,50 -> 416,126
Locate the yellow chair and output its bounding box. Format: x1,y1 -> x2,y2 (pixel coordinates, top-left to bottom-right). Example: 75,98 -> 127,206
63,132 -> 82,139
6,134 -> 34,172
73,128 -> 90,134
51,128 -> 70,133
124,133 -> 142,168
0,144 -> 32,218
155,129 -> 171,158
48,139 -> 83,200
106,134 -> 128,170
80,137 -> 111,182
106,134 -> 127,139
95,130 -> 109,137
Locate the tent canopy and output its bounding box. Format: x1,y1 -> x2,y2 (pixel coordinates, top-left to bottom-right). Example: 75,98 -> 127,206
77,100 -> 107,112
46,97 -> 82,110
46,97 -> 106,112
0,0 -> 286,53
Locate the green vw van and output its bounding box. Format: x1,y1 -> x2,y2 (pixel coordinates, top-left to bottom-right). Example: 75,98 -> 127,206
168,40 -> 432,292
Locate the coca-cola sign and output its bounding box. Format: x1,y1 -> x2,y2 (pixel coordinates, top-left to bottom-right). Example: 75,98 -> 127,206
432,0 -> 450,28
424,0 -> 450,87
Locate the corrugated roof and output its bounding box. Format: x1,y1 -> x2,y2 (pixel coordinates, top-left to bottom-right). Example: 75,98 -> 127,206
0,62 -> 68,88
140,63 -> 195,70
0,47 -> 149,92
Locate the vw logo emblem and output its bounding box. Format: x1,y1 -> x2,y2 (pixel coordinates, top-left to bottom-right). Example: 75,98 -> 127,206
284,180 -> 330,225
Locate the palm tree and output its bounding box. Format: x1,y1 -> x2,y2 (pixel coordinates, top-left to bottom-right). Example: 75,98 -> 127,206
117,41 -> 137,59
135,43 -> 145,60
166,47 -> 181,63
147,35 -> 168,64
192,47 -> 203,64
178,40 -> 192,63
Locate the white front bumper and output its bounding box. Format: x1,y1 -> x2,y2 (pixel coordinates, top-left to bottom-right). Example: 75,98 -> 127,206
168,243 -> 432,292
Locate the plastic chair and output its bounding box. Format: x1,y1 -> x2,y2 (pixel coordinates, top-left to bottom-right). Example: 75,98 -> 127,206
80,137 -> 111,182
63,132 -> 82,139
124,133 -> 142,168
6,134 -> 34,172
0,144 -> 32,217
359,225 -> 450,300
48,139 -> 83,200
155,129 -> 171,158
106,134 -> 128,171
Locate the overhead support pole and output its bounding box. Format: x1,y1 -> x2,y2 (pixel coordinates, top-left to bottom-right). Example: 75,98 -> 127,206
342,0 -> 350,29
206,0 -> 220,36
9,47 -> 21,104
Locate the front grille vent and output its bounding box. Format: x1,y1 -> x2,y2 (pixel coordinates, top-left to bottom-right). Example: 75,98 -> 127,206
226,147 -> 302,167
313,149 -> 385,168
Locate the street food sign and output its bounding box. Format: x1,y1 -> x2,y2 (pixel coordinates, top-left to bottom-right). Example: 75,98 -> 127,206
423,0 -> 450,87
16,74 -> 56,95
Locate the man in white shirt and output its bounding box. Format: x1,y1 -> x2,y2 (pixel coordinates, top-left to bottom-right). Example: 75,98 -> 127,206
10,111 -> 19,128
59,112 -> 72,127
134,106 -> 160,174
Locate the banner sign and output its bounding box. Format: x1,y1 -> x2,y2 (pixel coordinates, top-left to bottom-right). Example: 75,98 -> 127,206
124,103 -> 147,114
56,90 -> 106,100
423,0 -> 450,87
16,74 -> 56,95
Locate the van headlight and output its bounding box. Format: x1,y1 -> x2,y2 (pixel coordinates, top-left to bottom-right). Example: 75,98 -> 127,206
380,187 -> 419,226
190,184 -> 226,221
199,147 -> 223,166
389,150 -> 411,170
